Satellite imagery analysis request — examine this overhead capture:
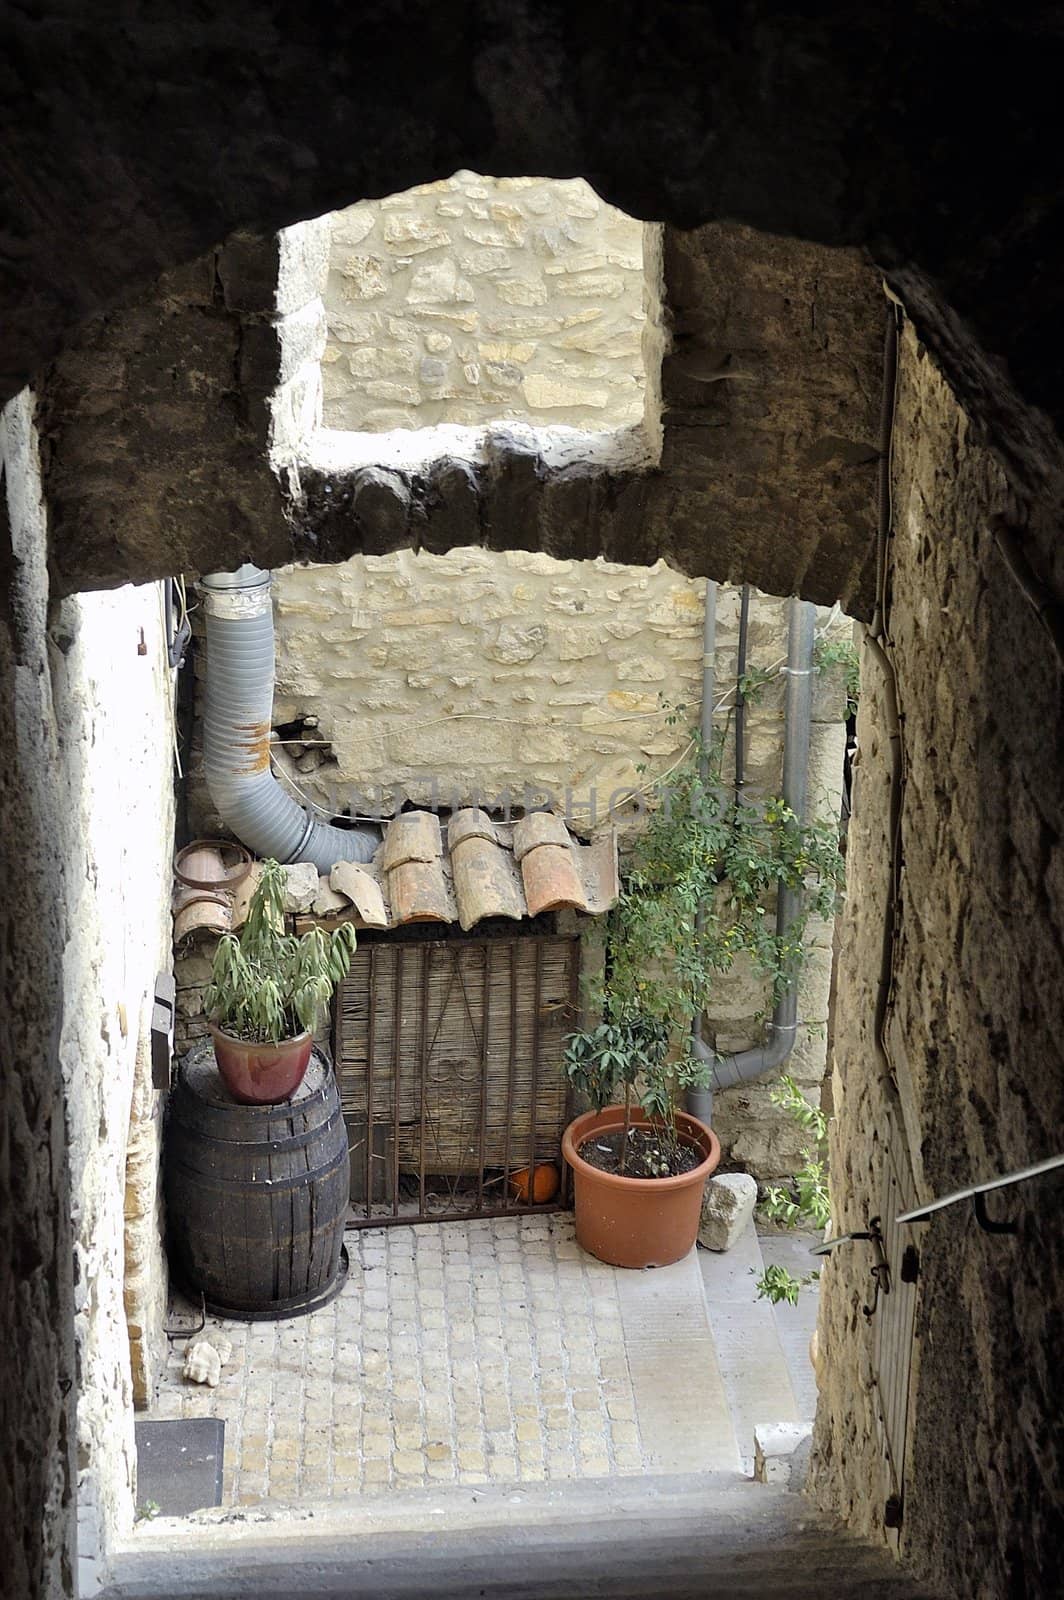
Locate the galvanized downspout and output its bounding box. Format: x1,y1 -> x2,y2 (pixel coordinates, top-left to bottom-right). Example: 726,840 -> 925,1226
685,581 -> 718,1122
200,565 -> 379,871
687,593 -> 817,1121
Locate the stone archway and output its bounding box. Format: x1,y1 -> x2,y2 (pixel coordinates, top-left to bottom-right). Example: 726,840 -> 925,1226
4,13 -> 1064,1599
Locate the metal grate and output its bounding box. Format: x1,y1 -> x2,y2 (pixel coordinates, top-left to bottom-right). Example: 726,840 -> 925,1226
334,931 -> 579,1226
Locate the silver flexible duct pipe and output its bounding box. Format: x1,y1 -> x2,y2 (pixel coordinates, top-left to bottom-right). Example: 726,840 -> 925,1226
200,565 -> 379,870
688,594 -> 817,1119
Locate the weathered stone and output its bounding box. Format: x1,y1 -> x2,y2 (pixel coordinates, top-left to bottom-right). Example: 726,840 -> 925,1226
331,209 -> 376,248
698,1173 -> 758,1252
522,374 -> 609,410
755,1422 -> 813,1487
381,217 -> 450,254
496,278 -> 549,307
282,861 -> 319,912
615,655 -> 666,682
338,254 -> 388,299
485,622 -> 547,664
407,257 -> 474,305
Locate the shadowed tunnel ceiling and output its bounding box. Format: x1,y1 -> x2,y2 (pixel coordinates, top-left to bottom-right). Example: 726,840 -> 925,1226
2,1 -> 1064,444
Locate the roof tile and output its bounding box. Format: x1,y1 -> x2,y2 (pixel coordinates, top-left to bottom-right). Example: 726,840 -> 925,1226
520,841 -> 590,917
450,831 -> 525,930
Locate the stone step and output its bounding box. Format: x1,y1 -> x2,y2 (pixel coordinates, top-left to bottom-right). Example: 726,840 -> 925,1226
759,1228 -> 823,1421
102,1472 -> 939,1598
696,1219 -> 805,1468
614,1243 -> 741,1474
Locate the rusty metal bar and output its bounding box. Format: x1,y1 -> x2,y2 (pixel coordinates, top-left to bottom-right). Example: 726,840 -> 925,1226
392,944 -> 403,1217
527,937 -> 542,1209
502,940 -> 518,1213
365,944 -> 377,1219
419,941 -> 430,1218
477,942 -> 490,1209
346,1200 -> 562,1231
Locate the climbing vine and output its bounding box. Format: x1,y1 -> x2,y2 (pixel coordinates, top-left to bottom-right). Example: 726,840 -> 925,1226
814,635 -> 861,719
601,727 -> 843,1034
567,717 -> 844,1176
755,1073 -> 830,1304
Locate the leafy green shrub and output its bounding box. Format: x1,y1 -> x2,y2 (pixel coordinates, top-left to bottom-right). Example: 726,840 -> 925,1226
754,1262 -> 820,1306
760,1074 -> 830,1230
205,858 -> 357,1044
566,723 -> 843,1179
814,635 -> 861,719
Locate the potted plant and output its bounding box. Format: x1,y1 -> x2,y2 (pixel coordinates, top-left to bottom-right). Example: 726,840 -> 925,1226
562,1016 -> 720,1268
562,724 -> 842,1268
204,857 -> 357,1104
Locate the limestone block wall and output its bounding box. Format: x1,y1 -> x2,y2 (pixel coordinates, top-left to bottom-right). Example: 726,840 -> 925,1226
0,391 -> 77,1600
0,396 -> 175,1598
50,579 -> 176,1592
185,555 -> 851,1179
320,175 -> 649,434
810,318 -> 1064,1596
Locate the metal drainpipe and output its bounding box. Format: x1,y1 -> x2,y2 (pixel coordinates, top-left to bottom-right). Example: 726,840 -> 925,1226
734,583 -> 751,810
200,565 -> 379,871
686,580 -> 717,1123
687,594 -> 817,1122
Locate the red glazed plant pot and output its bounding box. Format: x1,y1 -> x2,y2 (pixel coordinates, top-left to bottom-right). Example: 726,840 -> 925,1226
561,1105 -> 721,1269
209,1023 -> 313,1105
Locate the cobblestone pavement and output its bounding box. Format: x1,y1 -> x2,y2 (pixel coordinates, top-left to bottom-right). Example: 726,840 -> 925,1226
150,1214 -> 651,1506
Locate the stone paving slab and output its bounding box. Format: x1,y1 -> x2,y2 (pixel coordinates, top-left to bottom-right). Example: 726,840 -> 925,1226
149,1214 -> 687,1506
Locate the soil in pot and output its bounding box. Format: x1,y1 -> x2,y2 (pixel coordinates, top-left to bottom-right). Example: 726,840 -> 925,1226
578,1126 -> 702,1180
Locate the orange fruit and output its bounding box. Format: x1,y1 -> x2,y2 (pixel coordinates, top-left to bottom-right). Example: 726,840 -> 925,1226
508,1162 -> 561,1204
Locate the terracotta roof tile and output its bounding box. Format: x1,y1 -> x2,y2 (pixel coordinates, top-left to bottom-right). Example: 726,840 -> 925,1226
449,818 -> 525,930
178,814 -> 619,940
512,811 -> 571,859
379,809 -> 441,872
329,861 -> 388,927
519,840 -> 589,917
388,857 -> 452,923
447,807 -> 502,851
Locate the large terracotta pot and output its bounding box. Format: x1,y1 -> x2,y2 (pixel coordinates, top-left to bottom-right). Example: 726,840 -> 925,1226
209,1023 -> 313,1105
562,1106 -> 721,1269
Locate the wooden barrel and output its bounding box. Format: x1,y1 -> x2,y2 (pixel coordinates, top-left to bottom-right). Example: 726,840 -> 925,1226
165,1039 -> 350,1318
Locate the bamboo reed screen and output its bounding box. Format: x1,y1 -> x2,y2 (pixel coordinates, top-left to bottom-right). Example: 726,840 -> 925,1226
334,932 -> 580,1224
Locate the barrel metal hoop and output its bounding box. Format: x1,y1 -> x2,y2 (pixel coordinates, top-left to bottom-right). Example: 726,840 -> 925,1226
167,1143 -> 350,1194
169,1101 -> 344,1155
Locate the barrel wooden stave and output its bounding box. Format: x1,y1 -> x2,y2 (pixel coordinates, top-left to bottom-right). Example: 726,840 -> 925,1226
166,1040 -> 350,1317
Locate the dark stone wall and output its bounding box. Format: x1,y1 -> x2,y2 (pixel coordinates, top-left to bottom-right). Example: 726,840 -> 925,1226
0,395 -> 77,1600
2,4 -> 1064,448
811,314 -> 1064,1598
39,246 -> 291,593
42,224 -> 883,614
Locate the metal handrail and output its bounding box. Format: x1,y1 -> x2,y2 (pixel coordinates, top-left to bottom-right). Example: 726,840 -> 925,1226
894,1151 -> 1064,1226
813,1151 -> 1064,1256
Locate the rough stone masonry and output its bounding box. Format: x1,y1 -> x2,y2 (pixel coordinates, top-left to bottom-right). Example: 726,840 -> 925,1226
321,174 -> 650,434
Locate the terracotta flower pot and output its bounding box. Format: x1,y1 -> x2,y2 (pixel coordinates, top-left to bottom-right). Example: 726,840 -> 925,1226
209,1023 -> 313,1105
562,1105 -> 721,1269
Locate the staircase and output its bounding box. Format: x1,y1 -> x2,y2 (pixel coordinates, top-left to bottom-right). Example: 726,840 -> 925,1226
101,1223 -> 937,1598
101,1471 -> 937,1598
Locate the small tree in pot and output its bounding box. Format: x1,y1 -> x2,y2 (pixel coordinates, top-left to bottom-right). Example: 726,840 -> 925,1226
562,728 -> 842,1268
205,857 -> 357,1105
